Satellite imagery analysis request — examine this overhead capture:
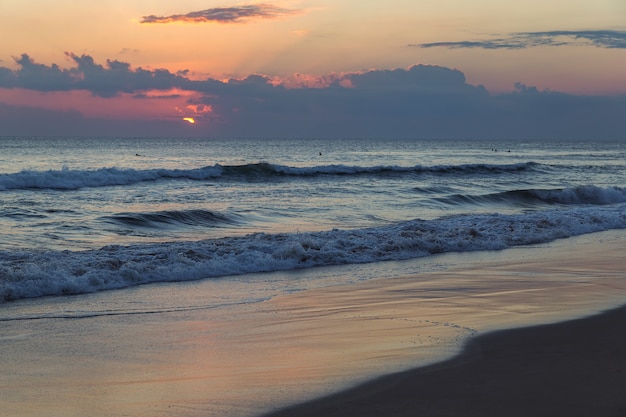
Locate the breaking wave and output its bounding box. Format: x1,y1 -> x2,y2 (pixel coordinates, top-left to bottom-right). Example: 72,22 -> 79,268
2,203 -> 625,302
436,186 -> 626,207
0,162 -> 539,191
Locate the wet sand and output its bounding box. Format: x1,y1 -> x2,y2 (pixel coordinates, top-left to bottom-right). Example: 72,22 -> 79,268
262,304 -> 626,417
1,231 -> 625,416
262,230 -> 626,417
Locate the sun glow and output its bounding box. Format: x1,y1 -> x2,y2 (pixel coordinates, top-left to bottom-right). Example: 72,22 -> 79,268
183,117 -> 196,124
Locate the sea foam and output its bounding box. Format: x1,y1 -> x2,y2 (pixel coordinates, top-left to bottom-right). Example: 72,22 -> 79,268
2,203 -> 625,302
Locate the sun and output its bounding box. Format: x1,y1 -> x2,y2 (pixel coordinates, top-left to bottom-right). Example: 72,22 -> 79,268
183,117 -> 196,124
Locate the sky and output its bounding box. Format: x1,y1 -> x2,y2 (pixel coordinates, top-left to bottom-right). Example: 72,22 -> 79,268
0,0 -> 625,139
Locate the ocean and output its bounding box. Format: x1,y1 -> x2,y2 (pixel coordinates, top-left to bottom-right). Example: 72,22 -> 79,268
2,136 -> 626,417
1,136 -> 625,302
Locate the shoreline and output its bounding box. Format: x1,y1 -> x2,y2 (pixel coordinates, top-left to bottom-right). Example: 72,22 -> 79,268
260,230 -> 626,417
262,303 -> 626,417
1,230 -> 625,417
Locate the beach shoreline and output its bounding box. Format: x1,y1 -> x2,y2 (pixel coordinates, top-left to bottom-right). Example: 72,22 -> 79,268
1,230 -> 625,417
261,302 -> 626,417
261,230 -> 626,417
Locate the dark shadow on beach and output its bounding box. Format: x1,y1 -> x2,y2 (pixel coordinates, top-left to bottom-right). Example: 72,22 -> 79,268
262,305 -> 626,417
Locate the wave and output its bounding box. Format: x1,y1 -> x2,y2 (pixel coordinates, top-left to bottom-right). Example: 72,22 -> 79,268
436,186 -> 626,207
0,162 -> 539,191
245,161 -> 538,176
520,186 -> 626,205
103,209 -> 244,229
1,203 -> 625,302
0,165 -> 223,191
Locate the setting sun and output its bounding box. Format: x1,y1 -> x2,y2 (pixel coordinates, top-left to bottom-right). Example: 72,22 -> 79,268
183,117 -> 195,124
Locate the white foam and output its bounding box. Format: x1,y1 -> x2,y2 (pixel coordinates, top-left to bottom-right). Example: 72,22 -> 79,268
1,203 -> 625,302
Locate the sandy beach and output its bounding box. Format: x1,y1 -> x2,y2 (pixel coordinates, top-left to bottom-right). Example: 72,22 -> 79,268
262,230 -> 626,417
262,303 -> 626,417
1,230 -> 625,416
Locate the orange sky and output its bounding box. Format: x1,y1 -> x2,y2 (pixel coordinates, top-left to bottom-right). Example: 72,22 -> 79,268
2,0 -> 624,93
1,1 -> 625,137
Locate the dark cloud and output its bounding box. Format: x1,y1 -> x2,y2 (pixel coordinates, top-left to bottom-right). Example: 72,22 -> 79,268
8,54 -> 75,91
0,53 -> 198,97
64,53 -> 193,97
141,4 -> 297,24
346,65 -> 483,94
1,54 -> 625,139
415,30 -> 626,50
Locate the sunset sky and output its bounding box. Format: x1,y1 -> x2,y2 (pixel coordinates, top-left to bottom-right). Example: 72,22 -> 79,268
1,0 -> 625,138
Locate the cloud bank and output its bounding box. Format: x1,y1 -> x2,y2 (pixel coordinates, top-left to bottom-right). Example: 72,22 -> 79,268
415,30 -> 626,50
1,53 -> 625,139
0,53 -> 203,98
141,4 -> 298,24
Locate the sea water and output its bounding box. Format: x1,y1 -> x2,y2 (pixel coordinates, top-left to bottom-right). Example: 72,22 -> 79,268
1,136 -> 626,417
0,136 -> 625,301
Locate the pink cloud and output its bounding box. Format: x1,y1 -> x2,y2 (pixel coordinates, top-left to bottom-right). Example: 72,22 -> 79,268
0,87 -> 204,121
141,4 -> 298,24
2,54 -> 626,140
